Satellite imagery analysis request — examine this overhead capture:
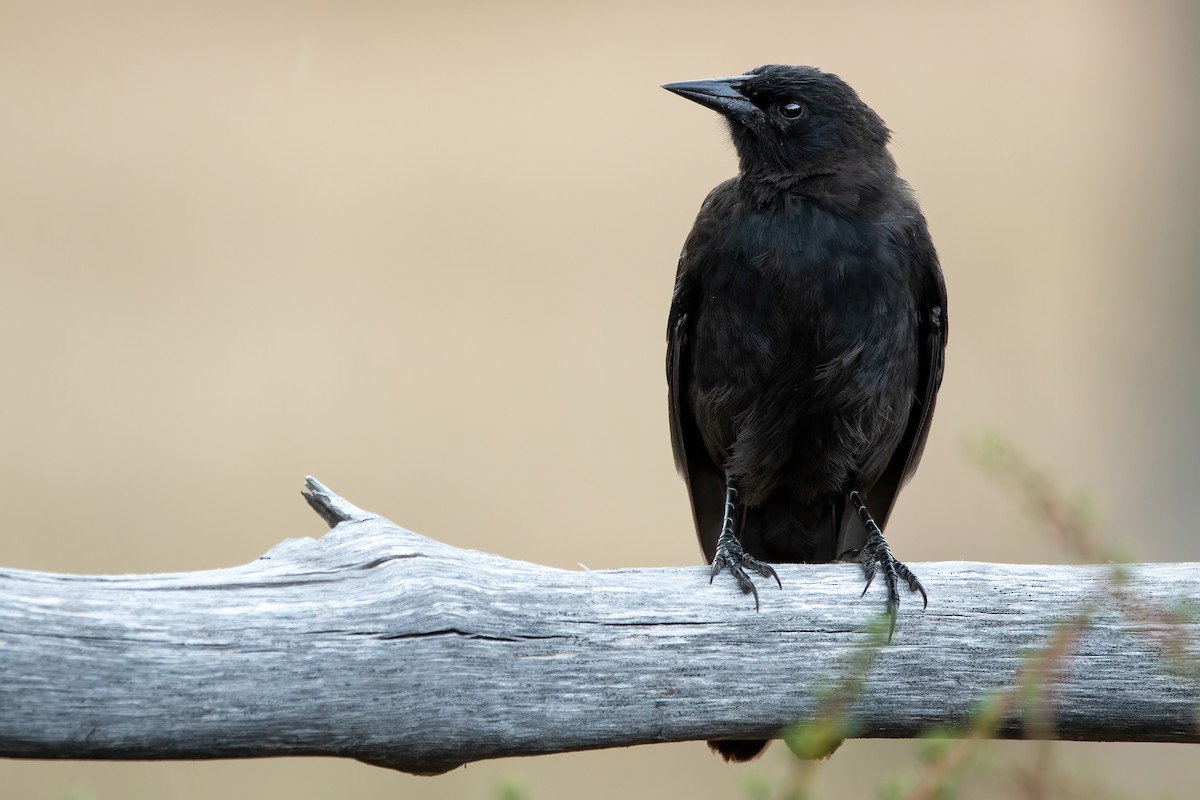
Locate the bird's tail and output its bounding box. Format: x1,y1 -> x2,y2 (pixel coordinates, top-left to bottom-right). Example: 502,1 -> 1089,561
739,493 -> 840,564
708,739 -> 769,762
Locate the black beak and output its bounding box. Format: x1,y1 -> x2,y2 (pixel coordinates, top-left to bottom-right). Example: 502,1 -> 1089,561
662,75 -> 759,125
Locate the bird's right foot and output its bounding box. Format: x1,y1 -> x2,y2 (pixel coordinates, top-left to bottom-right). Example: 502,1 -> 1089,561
710,534 -> 781,611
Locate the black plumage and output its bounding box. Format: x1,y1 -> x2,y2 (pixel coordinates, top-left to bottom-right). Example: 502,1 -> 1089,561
663,65 -> 947,761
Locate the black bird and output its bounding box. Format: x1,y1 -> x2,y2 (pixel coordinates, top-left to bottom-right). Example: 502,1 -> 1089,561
664,65 -> 947,761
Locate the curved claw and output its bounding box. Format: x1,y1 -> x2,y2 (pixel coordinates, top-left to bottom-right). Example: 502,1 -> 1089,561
859,563 -> 877,597
762,562 -> 782,589
735,567 -> 762,612
709,560 -> 723,583
896,561 -> 929,609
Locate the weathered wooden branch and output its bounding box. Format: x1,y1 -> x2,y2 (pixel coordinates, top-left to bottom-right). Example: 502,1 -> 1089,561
1,478 -> 1198,775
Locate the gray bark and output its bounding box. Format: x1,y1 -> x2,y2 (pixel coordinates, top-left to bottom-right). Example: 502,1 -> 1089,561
0,478 -> 1197,775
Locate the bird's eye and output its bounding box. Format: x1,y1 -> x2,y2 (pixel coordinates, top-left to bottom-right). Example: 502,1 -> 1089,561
779,101 -> 806,119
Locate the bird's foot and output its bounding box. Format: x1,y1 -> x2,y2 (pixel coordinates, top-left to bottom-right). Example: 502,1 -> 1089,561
846,534 -> 926,639
710,533 -> 781,611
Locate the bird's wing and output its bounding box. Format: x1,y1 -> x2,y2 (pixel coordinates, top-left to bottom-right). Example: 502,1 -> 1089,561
835,218 -> 948,556
667,270 -> 726,563
668,185 -> 735,563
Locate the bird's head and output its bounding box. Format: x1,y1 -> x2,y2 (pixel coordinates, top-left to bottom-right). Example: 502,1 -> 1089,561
664,65 -> 891,183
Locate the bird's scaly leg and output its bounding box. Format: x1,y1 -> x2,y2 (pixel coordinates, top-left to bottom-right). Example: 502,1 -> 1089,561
847,490 -> 927,638
709,475 -> 781,610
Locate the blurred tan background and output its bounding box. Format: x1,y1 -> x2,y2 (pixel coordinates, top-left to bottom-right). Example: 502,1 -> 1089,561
2,1 -> 1198,798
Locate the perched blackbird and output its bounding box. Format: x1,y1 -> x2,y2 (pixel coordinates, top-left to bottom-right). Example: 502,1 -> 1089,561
663,65 -> 947,761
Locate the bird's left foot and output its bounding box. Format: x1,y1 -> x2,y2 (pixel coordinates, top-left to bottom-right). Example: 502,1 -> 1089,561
844,491 -> 926,639
845,535 -> 926,639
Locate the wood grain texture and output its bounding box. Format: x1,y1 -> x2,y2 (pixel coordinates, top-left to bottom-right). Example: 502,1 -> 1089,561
0,479 -> 1197,775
